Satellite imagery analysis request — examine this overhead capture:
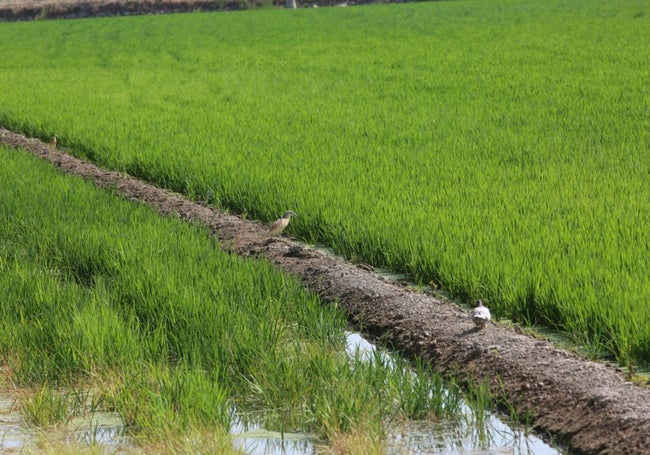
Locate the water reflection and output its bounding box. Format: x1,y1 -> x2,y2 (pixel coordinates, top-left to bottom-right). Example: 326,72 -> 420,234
0,393 -> 33,452
347,332 -> 562,455
0,393 -> 130,453
228,333 -> 562,455
388,416 -> 556,454
231,422 -> 315,455
0,333 -> 562,454
67,412 -> 130,447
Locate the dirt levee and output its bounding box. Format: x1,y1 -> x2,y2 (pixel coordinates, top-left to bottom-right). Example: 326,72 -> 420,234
2,127 -> 650,454
0,0 -> 243,21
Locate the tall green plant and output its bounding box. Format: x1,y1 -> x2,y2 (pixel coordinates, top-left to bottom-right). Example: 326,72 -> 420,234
1,0 -> 648,368
0,147 -> 481,447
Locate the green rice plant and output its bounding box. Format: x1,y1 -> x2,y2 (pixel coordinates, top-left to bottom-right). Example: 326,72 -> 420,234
21,384 -> 76,428
108,363 -> 233,437
20,382 -> 107,428
464,377 -> 495,431
238,331 -> 471,442
0,146 -> 487,449
390,357 -> 464,421
2,0 -> 648,366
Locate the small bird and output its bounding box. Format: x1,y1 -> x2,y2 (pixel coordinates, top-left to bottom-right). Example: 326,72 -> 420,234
471,299 -> 491,329
49,135 -> 57,147
266,211 -> 298,236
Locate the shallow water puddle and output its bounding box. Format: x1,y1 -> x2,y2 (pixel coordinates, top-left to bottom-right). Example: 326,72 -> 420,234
346,332 -> 563,455
231,424 -> 314,455
0,391 -> 130,453
387,415 -> 556,454
67,412 -> 129,447
230,333 -> 563,455
0,334 -> 563,454
0,392 -> 31,452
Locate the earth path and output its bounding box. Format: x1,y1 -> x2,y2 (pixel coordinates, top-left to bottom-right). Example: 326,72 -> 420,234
2,127 -> 650,455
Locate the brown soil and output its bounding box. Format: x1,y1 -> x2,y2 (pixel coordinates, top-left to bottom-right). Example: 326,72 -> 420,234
2,127 -> 650,454
0,0 -> 246,21
0,0 -> 352,21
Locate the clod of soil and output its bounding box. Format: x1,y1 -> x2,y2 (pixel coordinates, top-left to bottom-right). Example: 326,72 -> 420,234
2,127 -> 650,454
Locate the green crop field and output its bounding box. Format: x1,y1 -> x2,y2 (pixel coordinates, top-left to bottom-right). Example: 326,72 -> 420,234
1,146 -> 477,451
1,0 -> 649,368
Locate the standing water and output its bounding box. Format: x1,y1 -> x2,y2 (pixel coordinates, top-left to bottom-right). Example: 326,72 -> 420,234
0,334 -> 564,454
230,332 -> 563,455
0,392 -> 131,453
347,333 -> 561,455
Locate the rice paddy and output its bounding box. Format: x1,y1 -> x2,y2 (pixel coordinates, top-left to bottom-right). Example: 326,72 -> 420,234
0,0 -> 648,444
3,145 -> 538,452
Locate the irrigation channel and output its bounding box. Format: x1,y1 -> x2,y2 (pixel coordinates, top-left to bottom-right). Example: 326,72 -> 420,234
2,128 -> 650,454
0,332 -> 561,454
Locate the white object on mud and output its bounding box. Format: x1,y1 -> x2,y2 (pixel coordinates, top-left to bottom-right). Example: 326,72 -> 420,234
471,299 -> 491,329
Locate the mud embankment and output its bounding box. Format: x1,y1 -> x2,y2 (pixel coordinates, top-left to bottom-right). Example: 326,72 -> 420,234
0,0 -> 244,21
2,127 -> 650,454
0,0 -> 375,22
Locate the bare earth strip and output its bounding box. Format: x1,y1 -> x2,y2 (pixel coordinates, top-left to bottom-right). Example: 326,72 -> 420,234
0,0 -> 242,21
2,127 -> 650,454
0,0 -> 336,21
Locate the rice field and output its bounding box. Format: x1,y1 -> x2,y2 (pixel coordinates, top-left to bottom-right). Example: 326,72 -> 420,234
0,0 -> 649,369
1,145 -> 488,452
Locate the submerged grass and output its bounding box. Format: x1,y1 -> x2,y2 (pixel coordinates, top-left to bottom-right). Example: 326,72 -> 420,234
0,146 -> 478,451
1,0 -> 648,366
